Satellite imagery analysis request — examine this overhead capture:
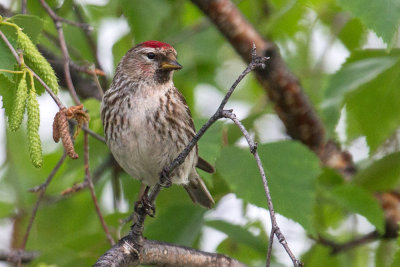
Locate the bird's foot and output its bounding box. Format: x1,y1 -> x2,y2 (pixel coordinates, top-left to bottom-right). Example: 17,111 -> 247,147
134,194 -> 155,217
160,168 -> 172,188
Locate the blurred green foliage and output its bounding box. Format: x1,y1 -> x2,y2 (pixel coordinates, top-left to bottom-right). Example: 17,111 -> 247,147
0,0 -> 400,266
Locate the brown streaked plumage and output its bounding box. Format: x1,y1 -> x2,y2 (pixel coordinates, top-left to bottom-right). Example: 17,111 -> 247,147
101,40 -> 214,208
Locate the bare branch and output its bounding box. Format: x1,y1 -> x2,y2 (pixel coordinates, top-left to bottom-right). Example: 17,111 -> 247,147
221,110 -> 301,267
0,250 -> 38,264
61,155 -> 112,195
84,130 -> 115,245
317,231 -> 380,254
21,154 -> 67,250
21,0 -> 27,14
38,0 -> 92,31
94,238 -> 247,267
39,0 -> 81,105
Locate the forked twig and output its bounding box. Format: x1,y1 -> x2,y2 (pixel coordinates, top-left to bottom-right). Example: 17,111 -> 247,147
222,110 -> 301,267
17,153 -> 67,266
95,44 -> 299,266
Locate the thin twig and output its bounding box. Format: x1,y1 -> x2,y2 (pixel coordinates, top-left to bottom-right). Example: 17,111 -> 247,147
96,44 -> 272,267
38,0 -> 92,31
266,228 -> 274,267
317,231 -> 380,255
20,153 -> 67,250
164,45 -> 267,175
69,61 -> 105,76
61,155 -> 113,196
142,45 -> 268,244
84,130 -> 115,245
91,64 -> 105,98
222,110 -> 300,267
131,46 -> 267,236
72,3 -> 108,88
82,125 -> 105,143
21,0 -> 27,14
39,0 -> 81,105
0,29 -> 65,109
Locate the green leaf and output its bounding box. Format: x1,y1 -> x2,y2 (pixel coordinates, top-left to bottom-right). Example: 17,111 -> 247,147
0,202 -> 14,218
216,141 -> 320,235
0,74 -> 16,117
195,120 -> 223,184
346,59 -> 400,152
391,236 -> 400,267
144,203 -> 205,246
328,184 -> 385,233
302,245 -> 345,267
390,231 -> 400,267
216,238 -> 269,266
322,54 -> 398,135
9,15 -> 44,43
259,141 -> 320,235
119,0 -> 171,42
0,30 -> 18,81
112,33 -> 134,69
338,18 -> 366,51
206,220 -> 267,254
376,240 -> 397,267
354,152 -> 400,191
314,168 -> 346,231
336,0 -> 400,47
267,0 -> 306,39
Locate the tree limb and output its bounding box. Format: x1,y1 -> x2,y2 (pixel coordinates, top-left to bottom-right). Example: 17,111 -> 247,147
0,250 -> 39,264
94,238 -> 247,267
190,0 -> 355,176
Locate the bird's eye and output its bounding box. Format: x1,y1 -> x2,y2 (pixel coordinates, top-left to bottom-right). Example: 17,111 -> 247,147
147,52 -> 155,59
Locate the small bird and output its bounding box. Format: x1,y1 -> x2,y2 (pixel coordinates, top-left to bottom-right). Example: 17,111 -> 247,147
101,40 -> 215,209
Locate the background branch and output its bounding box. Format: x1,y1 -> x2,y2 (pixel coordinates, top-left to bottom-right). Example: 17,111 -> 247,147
190,0 -> 355,176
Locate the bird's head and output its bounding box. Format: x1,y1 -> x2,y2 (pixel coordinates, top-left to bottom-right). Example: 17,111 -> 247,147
118,40 -> 182,84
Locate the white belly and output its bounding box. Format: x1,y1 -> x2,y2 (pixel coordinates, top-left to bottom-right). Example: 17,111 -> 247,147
106,88 -> 196,186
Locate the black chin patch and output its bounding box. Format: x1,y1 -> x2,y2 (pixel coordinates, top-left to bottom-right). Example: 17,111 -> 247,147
154,69 -> 172,84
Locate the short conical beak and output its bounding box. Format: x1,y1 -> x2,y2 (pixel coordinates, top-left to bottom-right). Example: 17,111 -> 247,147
161,60 -> 182,70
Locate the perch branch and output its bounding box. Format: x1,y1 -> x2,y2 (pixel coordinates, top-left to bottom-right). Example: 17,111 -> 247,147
94,238 -> 247,267
0,250 -> 38,264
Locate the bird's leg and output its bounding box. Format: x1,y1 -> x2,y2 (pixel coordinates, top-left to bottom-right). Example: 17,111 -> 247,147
134,185 -> 155,217
160,167 -> 172,188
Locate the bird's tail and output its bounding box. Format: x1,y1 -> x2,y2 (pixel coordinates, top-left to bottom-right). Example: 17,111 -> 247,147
184,175 -> 214,209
